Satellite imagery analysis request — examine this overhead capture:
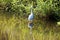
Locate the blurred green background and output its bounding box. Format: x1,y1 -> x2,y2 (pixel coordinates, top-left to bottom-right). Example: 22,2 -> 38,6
0,0 -> 60,40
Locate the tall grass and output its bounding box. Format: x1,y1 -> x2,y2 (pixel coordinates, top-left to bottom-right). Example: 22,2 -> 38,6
0,12 -> 60,40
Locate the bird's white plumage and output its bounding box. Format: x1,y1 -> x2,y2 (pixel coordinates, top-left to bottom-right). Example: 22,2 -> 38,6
28,13 -> 34,21
28,6 -> 34,21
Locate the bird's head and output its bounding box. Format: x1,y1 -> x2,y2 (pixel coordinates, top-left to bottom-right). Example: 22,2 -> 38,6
31,5 -> 33,8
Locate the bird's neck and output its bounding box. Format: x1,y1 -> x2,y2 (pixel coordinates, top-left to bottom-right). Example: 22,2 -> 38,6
31,9 -> 33,14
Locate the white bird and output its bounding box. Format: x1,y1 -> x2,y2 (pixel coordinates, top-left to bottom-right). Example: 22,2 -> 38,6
28,6 -> 34,29
28,6 -> 34,35
28,6 -> 34,21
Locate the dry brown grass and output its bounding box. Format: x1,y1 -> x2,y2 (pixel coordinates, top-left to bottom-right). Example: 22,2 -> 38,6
0,13 -> 60,40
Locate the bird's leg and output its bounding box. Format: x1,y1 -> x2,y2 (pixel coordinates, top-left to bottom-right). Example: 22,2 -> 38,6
30,27 -> 32,35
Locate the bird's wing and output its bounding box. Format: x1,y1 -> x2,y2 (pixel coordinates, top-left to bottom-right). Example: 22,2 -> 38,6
28,14 -> 34,20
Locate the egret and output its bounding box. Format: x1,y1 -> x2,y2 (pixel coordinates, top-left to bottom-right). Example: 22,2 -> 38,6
28,6 -> 34,29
